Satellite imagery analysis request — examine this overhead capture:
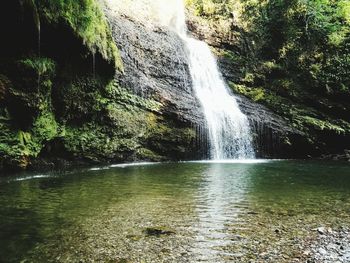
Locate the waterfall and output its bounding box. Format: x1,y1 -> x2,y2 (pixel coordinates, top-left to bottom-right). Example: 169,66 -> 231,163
170,1 -> 255,160
104,0 -> 255,159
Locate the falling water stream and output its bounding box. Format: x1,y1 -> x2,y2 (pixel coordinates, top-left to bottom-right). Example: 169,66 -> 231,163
37,20 -> 41,92
167,0 -> 255,160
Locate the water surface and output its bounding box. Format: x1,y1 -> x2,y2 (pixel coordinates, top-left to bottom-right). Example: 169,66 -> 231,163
1,160 -> 350,262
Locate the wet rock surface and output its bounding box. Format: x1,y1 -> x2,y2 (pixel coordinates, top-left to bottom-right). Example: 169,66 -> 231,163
236,94 -> 306,158
320,150 -> 350,162
104,8 -> 204,126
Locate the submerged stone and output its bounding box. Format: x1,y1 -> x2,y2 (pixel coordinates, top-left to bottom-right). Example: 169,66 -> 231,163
143,227 -> 176,237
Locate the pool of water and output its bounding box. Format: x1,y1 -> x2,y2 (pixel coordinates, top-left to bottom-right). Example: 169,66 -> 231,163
1,160 -> 350,262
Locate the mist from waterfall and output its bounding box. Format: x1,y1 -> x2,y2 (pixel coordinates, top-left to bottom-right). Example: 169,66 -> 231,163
104,0 -> 255,160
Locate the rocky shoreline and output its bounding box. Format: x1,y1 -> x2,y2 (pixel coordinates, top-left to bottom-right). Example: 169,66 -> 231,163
307,227 -> 350,263
320,150 -> 350,162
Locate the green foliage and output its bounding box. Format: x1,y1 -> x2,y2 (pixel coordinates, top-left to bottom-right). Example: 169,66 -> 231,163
31,111 -> 58,143
0,108 -> 59,169
18,131 -> 32,145
18,57 -> 56,76
1,72 -> 169,168
241,0 -> 350,96
295,115 -> 347,135
62,123 -> 140,162
58,78 -> 162,123
216,0 -> 350,150
0,111 -> 31,169
58,77 -> 105,121
53,72 -> 196,164
231,81 -> 350,143
0,60 -> 59,169
35,0 -> 123,70
145,113 -> 196,157
186,0 -> 237,18
230,83 -> 266,101
1,0 -> 199,170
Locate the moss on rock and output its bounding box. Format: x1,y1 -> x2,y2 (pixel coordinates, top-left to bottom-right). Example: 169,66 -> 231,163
0,115 -> 31,170
58,87 -> 196,164
36,0 -> 123,71
230,82 -> 350,153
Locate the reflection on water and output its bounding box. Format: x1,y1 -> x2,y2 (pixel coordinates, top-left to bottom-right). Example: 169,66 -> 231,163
192,163 -> 252,261
0,161 -> 350,262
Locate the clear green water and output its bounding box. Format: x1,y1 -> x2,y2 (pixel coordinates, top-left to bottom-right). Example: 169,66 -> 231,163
1,160 -> 350,262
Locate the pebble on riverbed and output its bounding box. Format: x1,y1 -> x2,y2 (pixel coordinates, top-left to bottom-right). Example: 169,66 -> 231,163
308,227 -> 350,263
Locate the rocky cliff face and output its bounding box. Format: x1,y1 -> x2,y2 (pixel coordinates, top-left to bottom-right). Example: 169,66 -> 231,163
106,12 -> 204,126
101,8 -> 206,160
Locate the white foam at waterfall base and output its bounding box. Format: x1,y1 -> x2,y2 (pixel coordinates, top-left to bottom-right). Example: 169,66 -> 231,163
104,0 -> 255,160
187,159 -> 274,164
